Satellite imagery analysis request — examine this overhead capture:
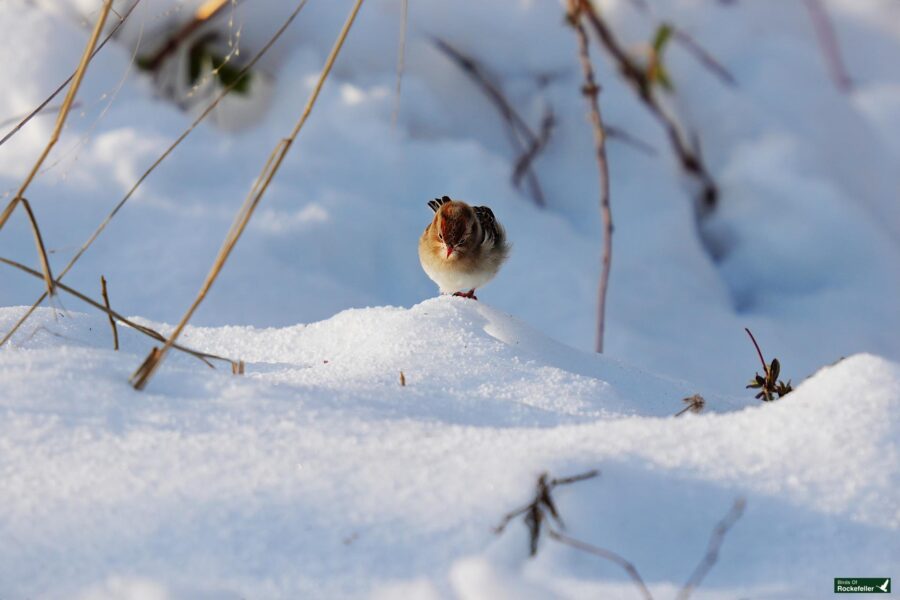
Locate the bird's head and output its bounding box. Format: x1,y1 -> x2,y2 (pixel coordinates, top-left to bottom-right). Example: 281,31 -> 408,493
434,201 -> 476,260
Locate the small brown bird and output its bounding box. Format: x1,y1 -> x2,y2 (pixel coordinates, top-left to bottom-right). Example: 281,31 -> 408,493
418,196 -> 509,300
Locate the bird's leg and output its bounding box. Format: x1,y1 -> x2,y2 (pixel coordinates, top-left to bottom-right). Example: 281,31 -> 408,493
453,289 -> 478,301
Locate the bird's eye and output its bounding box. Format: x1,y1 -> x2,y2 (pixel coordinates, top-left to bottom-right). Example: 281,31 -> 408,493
438,234 -> 443,241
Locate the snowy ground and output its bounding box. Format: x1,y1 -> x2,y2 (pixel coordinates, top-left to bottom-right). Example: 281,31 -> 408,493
1,301 -> 898,599
0,0 -> 899,598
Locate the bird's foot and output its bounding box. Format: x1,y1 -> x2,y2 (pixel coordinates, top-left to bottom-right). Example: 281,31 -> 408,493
453,289 -> 478,301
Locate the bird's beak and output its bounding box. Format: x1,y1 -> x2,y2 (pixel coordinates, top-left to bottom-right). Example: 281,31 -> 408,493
446,245 -> 454,258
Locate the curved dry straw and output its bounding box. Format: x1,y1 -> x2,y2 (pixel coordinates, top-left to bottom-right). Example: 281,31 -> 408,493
0,0 -> 311,349
130,0 -> 367,390
0,0 -> 114,297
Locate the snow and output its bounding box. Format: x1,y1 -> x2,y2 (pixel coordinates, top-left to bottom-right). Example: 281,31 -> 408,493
1,0 -> 899,597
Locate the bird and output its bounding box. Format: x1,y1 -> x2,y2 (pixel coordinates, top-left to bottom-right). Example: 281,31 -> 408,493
418,195 -> 509,300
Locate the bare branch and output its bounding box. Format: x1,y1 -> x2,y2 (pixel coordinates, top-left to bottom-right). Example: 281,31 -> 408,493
548,529 -> 654,600
579,2 -> 718,213
432,37 -> 547,207
567,0 -> 614,354
802,0 -> 852,92
675,498 -> 746,600
130,0 -> 366,390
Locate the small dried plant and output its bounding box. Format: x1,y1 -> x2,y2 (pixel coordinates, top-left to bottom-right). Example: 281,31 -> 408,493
744,328 -> 793,401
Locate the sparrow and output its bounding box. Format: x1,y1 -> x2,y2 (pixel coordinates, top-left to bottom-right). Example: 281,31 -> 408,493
418,196 -> 509,300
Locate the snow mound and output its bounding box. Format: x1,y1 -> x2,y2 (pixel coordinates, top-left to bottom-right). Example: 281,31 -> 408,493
1,300 -> 898,598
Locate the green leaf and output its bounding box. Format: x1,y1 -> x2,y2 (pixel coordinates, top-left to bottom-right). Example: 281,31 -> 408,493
769,358 -> 780,381
652,23 -> 673,55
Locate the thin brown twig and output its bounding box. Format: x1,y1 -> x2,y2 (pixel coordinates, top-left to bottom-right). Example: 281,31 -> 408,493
0,0 -> 142,149
130,0 -> 366,390
624,0 -> 736,87
579,2 -> 718,213
391,0 -> 408,127
512,107 -> 554,188
567,0 -> 613,354
100,275 -> 119,350
675,498 -> 746,600
432,37 -> 547,207
606,125 -> 658,156
0,256 -> 233,369
744,327 -> 768,377
0,103 -> 82,130
0,0 -> 113,297
0,0 -> 310,350
670,28 -> 736,87
548,529 -> 654,600
802,0 -> 852,92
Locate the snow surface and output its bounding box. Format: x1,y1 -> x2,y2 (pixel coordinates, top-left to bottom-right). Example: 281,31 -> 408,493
1,301 -> 898,599
1,0 -> 899,597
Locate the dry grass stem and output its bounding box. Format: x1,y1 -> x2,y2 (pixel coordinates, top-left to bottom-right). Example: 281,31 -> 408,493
0,0 -> 113,298
675,498 -> 746,600
0,256 -> 234,368
100,275 -> 119,350
130,0 -> 366,390
567,0 -> 613,354
432,37 -> 548,207
0,0 -> 142,149
0,0 -> 311,350
17,198 -> 55,296
400,371 -> 406,386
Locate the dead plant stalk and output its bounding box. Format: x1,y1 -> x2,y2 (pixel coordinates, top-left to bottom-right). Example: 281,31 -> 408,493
0,0 -> 114,297
580,1 -> 718,212
568,0 -> 613,354
100,275 -> 119,350
0,0 -> 143,149
0,0 -> 311,350
0,256 -> 235,368
130,0 -> 366,390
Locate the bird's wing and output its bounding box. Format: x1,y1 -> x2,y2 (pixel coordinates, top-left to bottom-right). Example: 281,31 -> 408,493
473,205 -> 501,245
427,195 -> 453,213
